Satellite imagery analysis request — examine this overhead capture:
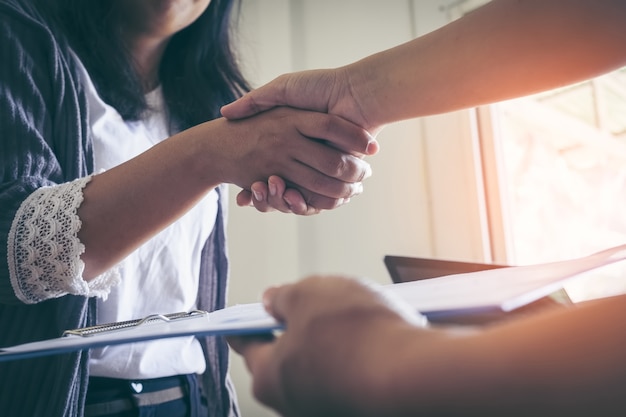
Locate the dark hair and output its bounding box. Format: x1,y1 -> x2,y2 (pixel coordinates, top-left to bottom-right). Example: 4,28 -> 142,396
46,0 -> 250,130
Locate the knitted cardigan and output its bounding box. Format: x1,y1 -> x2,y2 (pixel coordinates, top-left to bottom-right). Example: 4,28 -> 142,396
0,1 -> 238,416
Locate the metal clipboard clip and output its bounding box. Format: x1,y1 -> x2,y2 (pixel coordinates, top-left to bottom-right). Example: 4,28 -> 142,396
62,310 -> 208,337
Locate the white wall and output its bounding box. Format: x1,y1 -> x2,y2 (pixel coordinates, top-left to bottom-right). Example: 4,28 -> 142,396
226,1 -> 490,415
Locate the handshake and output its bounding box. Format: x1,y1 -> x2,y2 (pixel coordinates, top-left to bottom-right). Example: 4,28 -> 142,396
220,67 -> 382,216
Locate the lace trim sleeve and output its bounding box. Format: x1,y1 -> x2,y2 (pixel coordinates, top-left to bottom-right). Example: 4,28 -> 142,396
7,176 -> 120,304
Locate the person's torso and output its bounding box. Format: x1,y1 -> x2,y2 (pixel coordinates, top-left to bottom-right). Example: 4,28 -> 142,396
73,55 -> 217,378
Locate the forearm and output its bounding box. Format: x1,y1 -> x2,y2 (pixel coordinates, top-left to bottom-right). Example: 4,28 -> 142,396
380,294 -> 626,415
78,125 -> 218,280
349,0 -> 626,126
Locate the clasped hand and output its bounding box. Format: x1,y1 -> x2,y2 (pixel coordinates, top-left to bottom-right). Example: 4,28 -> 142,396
211,106 -> 377,215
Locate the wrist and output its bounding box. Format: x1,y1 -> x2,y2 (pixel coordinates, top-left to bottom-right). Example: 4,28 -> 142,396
341,59 -> 385,134
179,119 -> 233,187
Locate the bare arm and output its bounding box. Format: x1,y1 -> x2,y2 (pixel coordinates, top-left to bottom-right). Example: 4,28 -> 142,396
229,276 -> 626,416
77,108 -> 372,279
386,294 -> 626,416
353,0 -> 626,126
222,0 -> 626,132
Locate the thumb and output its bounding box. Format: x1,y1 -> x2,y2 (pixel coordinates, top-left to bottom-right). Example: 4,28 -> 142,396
221,93 -> 267,119
222,75 -> 292,119
261,284 -> 297,323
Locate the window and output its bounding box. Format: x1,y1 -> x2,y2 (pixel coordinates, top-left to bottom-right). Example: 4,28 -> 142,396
483,69 -> 626,302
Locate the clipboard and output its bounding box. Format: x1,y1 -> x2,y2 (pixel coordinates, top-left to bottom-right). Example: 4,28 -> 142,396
0,303 -> 281,362
1,242 -> 625,362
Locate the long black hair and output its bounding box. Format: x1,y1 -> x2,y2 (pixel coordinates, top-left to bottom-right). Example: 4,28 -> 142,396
44,0 -> 250,131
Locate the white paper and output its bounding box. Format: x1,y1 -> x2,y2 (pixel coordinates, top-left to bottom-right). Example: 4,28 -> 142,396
2,243 -> 625,362
385,243 -> 626,315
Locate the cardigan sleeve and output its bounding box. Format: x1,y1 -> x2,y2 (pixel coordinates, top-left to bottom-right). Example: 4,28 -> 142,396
0,6 -> 95,415
0,2 -> 95,305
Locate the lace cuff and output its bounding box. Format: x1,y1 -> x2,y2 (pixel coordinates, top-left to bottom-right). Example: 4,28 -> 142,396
7,176 -> 120,304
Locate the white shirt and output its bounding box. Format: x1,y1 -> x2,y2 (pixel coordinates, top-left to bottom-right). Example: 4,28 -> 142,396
74,58 -> 217,379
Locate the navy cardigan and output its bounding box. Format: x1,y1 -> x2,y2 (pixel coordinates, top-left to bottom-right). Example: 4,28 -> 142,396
0,1 -> 238,416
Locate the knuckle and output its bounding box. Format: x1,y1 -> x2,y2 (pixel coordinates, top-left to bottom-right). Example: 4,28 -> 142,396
321,115 -> 335,134
323,153 -> 350,179
330,154 -> 369,183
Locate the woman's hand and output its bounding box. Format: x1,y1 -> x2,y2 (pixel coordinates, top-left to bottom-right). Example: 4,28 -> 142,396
199,107 -> 375,214
234,176 -> 324,215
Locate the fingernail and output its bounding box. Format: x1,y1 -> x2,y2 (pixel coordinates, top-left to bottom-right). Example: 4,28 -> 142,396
283,194 -> 294,210
366,139 -> 379,155
252,189 -> 264,201
269,181 -> 277,197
